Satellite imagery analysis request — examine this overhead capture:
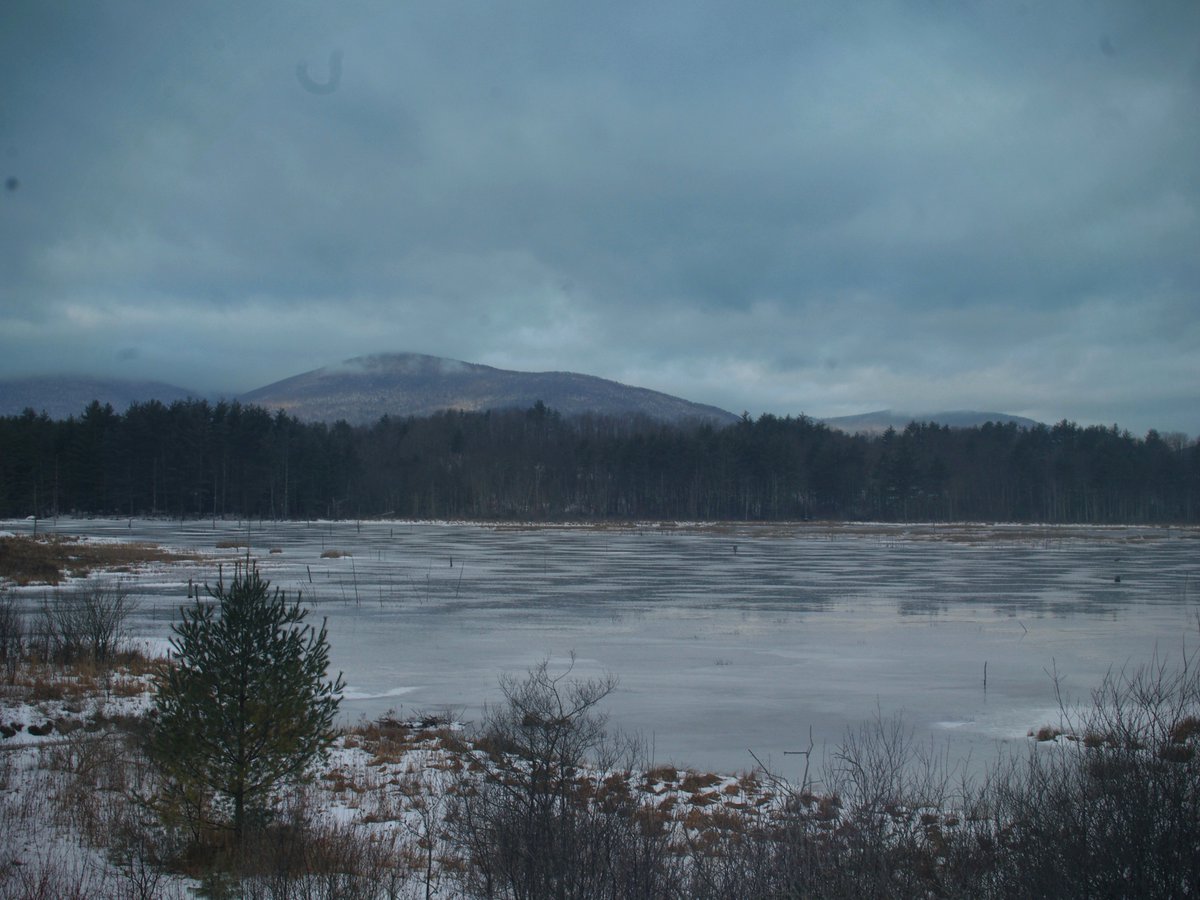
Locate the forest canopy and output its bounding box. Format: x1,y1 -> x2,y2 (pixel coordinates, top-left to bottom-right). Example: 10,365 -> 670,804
1,399 -> 1196,524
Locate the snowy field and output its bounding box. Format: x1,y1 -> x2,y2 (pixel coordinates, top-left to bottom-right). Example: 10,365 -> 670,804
5,518 -> 1198,782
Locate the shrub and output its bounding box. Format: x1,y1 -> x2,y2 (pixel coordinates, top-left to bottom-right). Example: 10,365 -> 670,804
974,651 -> 1200,898
0,590 -> 24,679
35,583 -> 135,664
448,657 -> 678,898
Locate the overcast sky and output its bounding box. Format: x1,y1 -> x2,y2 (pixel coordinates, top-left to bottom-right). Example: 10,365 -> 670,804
1,1 -> 1197,434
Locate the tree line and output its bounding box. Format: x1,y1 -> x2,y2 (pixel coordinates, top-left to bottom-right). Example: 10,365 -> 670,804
1,398 -> 1196,523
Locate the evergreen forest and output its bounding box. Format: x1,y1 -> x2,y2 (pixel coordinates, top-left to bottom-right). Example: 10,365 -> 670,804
1,399 -> 1196,524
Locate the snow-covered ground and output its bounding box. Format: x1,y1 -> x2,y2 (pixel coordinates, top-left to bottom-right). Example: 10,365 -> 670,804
0,660 -> 795,897
4,518 -> 1198,782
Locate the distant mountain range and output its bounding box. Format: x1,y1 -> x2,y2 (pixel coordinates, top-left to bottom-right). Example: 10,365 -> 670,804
0,354 -> 738,425
819,409 -> 1042,434
0,376 -> 197,420
0,357 -> 1043,432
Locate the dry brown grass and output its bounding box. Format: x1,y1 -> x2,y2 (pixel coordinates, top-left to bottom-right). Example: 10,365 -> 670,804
320,549 -> 349,559
1157,743 -> 1195,763
2,651 -> 158,704
644,764 -> 678,784
680,771 -> 722,793
347,715 -> 413,746
1169,715 -> 1200,745
684,806 -> 746,833
0,535 -> 201,586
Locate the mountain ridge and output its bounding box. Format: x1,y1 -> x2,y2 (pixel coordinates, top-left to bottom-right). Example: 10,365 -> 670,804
0,376 -> 198,420
238,353 -> 741,425
0,360 -> 1045,432
820,409 -> 1043,434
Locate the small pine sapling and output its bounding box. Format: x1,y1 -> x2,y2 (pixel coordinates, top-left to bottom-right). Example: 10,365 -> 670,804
150,564 -> 344,845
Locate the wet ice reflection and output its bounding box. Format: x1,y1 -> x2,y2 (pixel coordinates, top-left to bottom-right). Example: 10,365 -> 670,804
6,518 -> 1197,781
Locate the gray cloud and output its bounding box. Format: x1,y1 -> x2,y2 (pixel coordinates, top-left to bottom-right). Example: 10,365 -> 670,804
1,0 -> 1196,434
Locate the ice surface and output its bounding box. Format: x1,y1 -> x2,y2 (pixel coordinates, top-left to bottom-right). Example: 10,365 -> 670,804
6,518 -> 1197,781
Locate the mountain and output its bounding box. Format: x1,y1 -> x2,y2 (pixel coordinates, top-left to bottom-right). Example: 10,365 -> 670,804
0,366 -> 1041,435
0,376 -> 198,419
239,353 -> 741,425
820,409 -> 1043,435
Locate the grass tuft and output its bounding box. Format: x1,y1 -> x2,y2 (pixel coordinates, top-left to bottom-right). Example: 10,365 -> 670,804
0,535 -> 200,586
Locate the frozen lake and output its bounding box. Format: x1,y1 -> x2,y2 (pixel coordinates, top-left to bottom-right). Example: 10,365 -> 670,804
6,517 -> 1199,782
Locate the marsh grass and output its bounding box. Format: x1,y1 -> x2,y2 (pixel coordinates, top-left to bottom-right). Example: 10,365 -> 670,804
0,534 -> 201,586
2,650 -> 157,704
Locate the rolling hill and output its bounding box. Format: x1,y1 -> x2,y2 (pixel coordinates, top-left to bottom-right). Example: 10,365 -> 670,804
1,362 -> 1046,435
238,353 -> 741,425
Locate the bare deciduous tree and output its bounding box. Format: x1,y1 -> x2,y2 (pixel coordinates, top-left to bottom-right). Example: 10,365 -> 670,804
37,582 -> 135,664
449,656 -> 677,898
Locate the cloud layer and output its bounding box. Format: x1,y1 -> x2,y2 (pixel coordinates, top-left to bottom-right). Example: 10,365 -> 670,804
2,1 -> 1197,433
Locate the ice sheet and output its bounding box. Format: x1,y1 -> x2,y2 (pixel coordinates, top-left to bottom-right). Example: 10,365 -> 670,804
7,517 -> 1197,781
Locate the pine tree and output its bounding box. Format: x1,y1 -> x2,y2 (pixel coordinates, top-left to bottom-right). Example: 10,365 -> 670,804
150,564 -> 344,844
